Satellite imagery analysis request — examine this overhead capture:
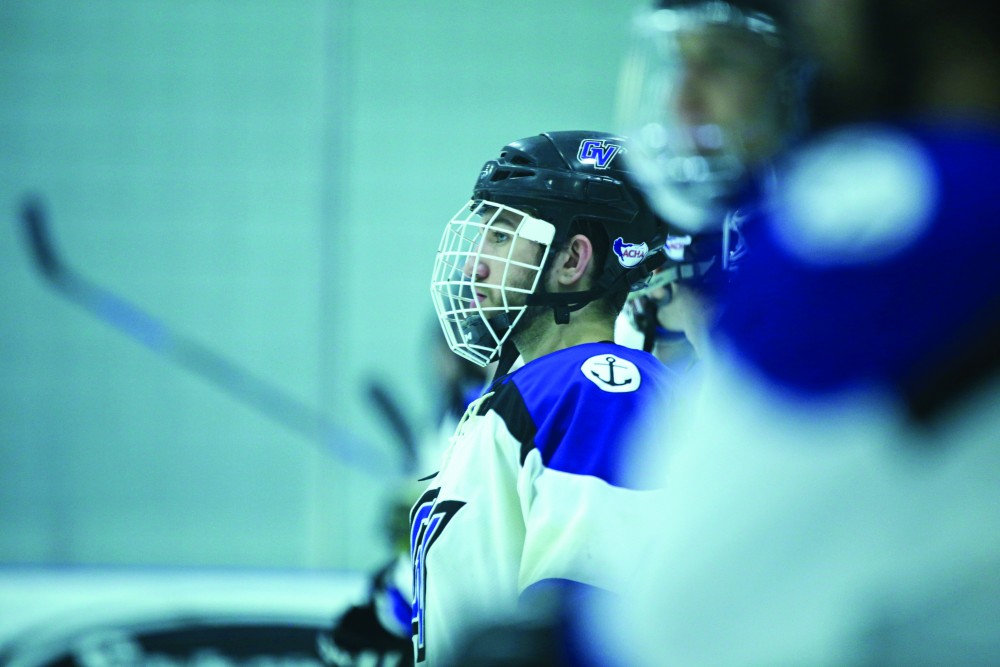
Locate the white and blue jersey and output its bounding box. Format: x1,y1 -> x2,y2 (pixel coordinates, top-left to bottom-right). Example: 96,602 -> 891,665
595,121 -> 1000,666
410,341 -> 673,665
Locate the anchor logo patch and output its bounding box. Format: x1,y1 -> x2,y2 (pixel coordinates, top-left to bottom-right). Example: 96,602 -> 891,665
581,354 -> 642,393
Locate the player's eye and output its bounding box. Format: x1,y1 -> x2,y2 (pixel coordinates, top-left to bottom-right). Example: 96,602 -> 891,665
490,230 -> 511,244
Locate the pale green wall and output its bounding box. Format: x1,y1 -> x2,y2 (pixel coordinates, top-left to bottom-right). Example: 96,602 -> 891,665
0,0 -> 644,570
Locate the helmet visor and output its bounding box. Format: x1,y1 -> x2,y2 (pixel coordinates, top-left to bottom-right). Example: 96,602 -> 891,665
617,3 -> 787,231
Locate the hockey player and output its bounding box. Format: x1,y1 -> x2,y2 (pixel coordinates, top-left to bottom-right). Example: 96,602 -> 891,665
618,221 -> 747,369
615,0 -> 804,365
618,0 -> 803,234
415,130 -> 673,665
594,0 -> 1000,664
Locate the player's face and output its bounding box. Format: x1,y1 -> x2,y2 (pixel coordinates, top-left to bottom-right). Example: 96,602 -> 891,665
431,199 -> 555,366
618,8 -> 794,232
463,207 -> 546,311
653,281 -> 705,334
668,26 -> 786,165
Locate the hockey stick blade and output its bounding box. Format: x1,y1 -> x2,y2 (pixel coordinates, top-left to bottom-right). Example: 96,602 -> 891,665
21,195 -> 65,280
18,195 -> 404,479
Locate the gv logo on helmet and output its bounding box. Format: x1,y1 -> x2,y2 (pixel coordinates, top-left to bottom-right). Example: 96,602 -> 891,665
578,139 -> 622,170
613,237 -> 649,268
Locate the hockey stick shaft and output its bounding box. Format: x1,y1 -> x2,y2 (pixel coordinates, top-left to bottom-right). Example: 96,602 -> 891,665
19,196 -> 405,479
366,380 -> 418,472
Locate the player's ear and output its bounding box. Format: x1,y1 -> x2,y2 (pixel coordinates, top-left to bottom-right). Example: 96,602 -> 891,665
553,234 -> 593,288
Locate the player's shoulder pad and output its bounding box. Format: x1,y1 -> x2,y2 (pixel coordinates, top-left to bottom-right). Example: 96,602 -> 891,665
513,342 -> 670,403
481,343 -> 669,425
478,343 -> 673,482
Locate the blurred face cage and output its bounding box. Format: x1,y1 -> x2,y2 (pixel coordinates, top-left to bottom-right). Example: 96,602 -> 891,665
430,200 -> 556,367
617,0 -> 789,233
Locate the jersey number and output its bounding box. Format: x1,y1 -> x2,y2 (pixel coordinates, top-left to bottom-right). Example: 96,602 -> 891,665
410,487 -> 465,663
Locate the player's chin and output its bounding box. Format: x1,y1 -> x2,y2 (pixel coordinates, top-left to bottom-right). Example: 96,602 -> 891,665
656,306 -> 685,332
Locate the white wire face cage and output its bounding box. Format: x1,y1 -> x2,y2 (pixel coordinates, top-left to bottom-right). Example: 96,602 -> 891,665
616,2 -> 786,233
430,200 -> 556,367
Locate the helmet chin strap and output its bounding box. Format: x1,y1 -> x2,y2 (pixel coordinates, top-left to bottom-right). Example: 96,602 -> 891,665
493,338 -> 522,380
640,297 -> 660,353
490,295 -> 593,379
527,252 -> 668,325
528,288 -> 605,325
492,254 -> 668,378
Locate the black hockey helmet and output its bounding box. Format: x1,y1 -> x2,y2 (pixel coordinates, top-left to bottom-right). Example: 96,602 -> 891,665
472,131 -> 668,320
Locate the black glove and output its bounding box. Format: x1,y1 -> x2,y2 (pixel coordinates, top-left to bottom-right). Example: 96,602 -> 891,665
317,574 -> 413,667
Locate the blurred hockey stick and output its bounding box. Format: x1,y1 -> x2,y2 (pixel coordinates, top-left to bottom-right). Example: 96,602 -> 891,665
18,195 -> 408,479
365,379 -> 418,473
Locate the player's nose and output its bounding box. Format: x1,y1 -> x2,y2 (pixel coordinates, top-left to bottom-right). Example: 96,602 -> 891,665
463,256 -> 489,280
673,65 -> 705,122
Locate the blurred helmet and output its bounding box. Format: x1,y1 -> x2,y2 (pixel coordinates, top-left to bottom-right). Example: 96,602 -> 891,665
624,206 -> 749,347
617,0 -> 804,232
430,131 -> 667,367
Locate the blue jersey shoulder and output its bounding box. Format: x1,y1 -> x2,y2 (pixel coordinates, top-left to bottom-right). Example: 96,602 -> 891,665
487,342 -> 672,488
718,122 -> 1000,397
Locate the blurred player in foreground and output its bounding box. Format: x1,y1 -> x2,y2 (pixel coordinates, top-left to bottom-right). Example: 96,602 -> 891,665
416,130 -> 673,665
591,0 -> 1000,665
615,0 -> 805,369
